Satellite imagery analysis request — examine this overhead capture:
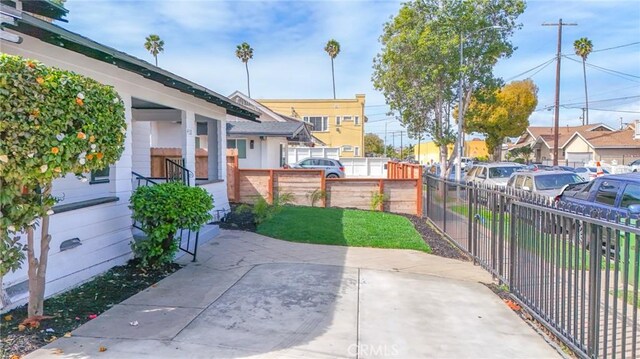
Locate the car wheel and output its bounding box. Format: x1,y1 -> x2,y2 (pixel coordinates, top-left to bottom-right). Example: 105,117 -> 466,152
326,173 -> 339,179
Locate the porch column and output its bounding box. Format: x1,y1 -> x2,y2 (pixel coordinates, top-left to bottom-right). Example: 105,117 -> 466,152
219,119 -> 227,181
112,92 -> 133,201
181,110 -> 196,179
207,119 -> 219,180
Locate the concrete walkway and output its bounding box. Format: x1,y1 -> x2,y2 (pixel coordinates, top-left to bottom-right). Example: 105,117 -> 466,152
26,230 -> 561,358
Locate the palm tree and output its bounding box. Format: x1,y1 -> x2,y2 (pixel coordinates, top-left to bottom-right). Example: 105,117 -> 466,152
235,42 -> 254,97
574,37 -> 593,125
144,34 -> 164,67
324,39 -> 340,99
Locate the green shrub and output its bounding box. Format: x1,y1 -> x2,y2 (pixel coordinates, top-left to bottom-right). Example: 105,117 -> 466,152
129,182 -> 213,267
307,188 -> 326,207
513,158 -> 525,164
370,191 -> 389,211
250,191 -> 294,224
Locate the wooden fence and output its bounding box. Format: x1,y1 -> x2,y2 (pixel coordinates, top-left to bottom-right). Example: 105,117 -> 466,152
150,148 -> 208,178
387,161 -> 422,180
227,158 -> 422,215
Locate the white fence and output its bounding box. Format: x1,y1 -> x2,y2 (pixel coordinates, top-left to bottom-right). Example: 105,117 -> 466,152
287,148 -> 389,178
340,157 -> 389,178
287,147 -> 340,163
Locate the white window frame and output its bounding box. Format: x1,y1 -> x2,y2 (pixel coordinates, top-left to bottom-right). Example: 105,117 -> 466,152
342,115 -> 353,122
303,116 -> 329,132
341,145 -> 353,153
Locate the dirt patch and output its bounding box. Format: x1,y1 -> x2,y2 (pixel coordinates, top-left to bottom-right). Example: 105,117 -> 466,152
0,260 -> 180,359
218,203 -> 256,231
402,214 -> 470,261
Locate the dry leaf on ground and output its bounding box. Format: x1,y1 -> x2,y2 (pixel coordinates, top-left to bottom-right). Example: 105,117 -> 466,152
99,346 -> 107,352
4,314 -> 13,321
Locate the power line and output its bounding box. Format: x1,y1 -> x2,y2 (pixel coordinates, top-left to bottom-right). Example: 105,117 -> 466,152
535,95 -> 640,111
563,56 -> 640,83
504,57 -> 556,82
561,106 -> 640,114
590,41 -> 640,53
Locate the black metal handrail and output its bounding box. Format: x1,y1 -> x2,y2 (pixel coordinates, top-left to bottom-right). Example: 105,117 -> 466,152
132,171 -> 158,188
165,158 -> 194,186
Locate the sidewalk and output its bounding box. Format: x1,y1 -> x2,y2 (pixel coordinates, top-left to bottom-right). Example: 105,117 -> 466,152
26,230 -> 561,358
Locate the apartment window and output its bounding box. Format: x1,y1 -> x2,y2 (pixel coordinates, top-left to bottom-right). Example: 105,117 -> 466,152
90,166 -> 110,184
342,115 -> 353,122
227,139 -> 247,159
336,116 -> 341,126
354,146 -> 360,156
341,145 -> 353,153
354,116 -> 360,125
303,116 -> 328,132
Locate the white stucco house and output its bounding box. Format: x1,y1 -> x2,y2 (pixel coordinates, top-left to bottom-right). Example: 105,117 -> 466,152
0,2 -> 259,309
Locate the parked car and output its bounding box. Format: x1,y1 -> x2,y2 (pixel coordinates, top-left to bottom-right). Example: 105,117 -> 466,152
288,157 -> 345,178
573,166 -> 610,181
507,170 -> 584,200
524,163 -> 553,172
465,163 -> 523,187
629,159 -> 640,172
557,172 -> 640,217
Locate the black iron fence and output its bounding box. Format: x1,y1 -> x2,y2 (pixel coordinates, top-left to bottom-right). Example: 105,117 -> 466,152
165,158 -> 193,186
424,176 -> 640,358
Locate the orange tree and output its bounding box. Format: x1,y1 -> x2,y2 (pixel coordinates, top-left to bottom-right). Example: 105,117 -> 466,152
0,54 -> 126,315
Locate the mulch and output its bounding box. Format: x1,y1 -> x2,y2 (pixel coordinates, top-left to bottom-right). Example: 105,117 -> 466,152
0,260 -> 180,359
402,214 -> 470,261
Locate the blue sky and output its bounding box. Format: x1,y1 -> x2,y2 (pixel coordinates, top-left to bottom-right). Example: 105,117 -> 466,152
60,0 -> 640,144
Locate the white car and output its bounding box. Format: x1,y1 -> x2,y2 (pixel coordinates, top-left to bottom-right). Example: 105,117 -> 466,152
573,166 -> 610,181
629,159 -> 640,172
465,163 -> 523,187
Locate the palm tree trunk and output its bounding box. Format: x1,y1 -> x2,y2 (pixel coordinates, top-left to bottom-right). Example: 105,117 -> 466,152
582,59 -> 589,125
154,55 -> 158,67
245,62 -> 251,98
331,58 -> 336,99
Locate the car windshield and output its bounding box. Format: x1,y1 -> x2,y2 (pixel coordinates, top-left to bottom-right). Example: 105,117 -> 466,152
535,173 -> 583,190
488,166 -> 521,178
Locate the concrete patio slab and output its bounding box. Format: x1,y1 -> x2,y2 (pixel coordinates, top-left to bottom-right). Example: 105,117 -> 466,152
25,230 -> 560,358
121,265 -> 250,308
357,269 -> 559,358
71,304 -> 201,340
173,263 -> 359,358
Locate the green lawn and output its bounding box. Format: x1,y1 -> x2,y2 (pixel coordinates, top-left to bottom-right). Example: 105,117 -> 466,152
257,206 -> 431,253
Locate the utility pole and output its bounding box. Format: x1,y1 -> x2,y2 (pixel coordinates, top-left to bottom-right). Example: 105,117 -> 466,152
384,121 -> 388,157
392,132 -> 396,157
543,18 -> 577,166
400,131 -> 404,160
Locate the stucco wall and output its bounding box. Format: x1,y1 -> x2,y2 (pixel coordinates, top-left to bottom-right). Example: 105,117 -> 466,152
258,95 -> 366,157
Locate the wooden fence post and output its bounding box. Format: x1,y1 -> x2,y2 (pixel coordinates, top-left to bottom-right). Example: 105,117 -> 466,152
321,173 -> 327,208
268,170 -> 274,204
416,165 -> 423,216
379,179 -> 385,212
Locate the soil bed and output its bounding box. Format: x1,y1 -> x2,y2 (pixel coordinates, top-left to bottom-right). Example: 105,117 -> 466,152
0,260 -> 180,359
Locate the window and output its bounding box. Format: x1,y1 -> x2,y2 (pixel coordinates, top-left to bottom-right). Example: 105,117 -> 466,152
341,145 -> 353,153
574,168 -> 586,173
477,167 -> 487,179
620,184 -> 640,208
90,166 -> 110,184
355,116 -> 360,125
488,166 -> 521,179
507,175 -> 517,187
595,180 -> 621,206
336,116 -> 341,126
573,181 -> 595,200
514,175 -> 525,189
300,159 -> 314,166
342,116 -> 353,122
303,116 -> 328,132
226,139 -> 247,159
354,146 -> 360,156
523,176 -> 533,190
534,174 -> 583,190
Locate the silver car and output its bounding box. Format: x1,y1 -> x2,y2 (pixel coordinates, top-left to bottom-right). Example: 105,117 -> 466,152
465,163 -> 523,187
507,170 -> 584,199
289,157 -> 345,178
